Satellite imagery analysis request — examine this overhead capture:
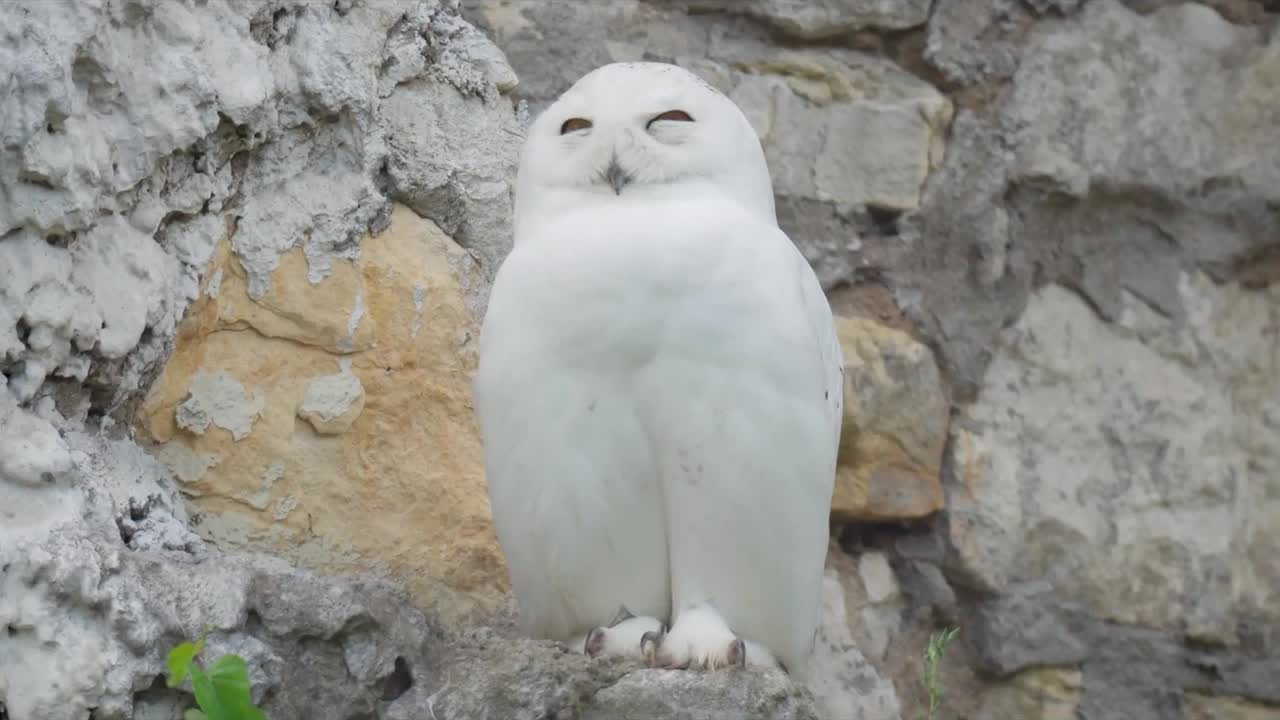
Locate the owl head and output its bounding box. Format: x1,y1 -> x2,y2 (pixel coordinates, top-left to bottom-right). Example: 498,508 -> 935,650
513,62 -> 777,238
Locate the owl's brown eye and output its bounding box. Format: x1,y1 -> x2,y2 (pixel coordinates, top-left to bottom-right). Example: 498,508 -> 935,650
560,118 -> 592,134
648,110 -> 694,126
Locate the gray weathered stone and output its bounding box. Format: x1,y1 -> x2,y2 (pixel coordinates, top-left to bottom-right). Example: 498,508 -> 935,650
583,669 -> 821,720
901,0 -> 1280,398
426,629 -> 822,720
966,585 -> 1090,677
924,0 -> 1032,87
679,0 -> 932,38
948,276 -> 1279,636
809,543 -> 905,719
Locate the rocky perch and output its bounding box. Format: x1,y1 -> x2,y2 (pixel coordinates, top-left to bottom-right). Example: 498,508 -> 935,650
0,427 -> 819,718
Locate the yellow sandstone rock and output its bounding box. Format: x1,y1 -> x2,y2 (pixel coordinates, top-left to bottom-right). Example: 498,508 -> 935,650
138,204 -> 507,624
833,315 -> 948,521
1185,693 -> 1280,720
974,668 -> 1083,720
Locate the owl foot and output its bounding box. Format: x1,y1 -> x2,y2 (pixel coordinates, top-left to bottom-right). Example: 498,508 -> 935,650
647,603 -> 749,671
578,605 -> 667,660
641,627 -> 665,666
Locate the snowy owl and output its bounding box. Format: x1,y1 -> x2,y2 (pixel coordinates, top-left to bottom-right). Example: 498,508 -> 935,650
474,62 -> 842,679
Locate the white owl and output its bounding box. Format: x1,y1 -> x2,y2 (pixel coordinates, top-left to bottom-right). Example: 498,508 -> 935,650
474,62 -> 842,679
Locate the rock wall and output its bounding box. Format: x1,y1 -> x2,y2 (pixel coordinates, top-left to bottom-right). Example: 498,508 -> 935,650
1,0 -> 1277,719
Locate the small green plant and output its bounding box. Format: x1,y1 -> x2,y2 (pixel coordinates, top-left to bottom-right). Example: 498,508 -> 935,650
166,631 -> 267,720
918,626 -> 959,720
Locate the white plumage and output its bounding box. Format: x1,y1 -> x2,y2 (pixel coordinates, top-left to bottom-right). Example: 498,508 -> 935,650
474,62 -> 842,679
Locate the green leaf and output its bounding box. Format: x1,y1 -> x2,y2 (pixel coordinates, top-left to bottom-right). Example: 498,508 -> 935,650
190,664 -> 232,720
184,710 -> 208,720
166,635 -> 207,688
208,655 -> 257,713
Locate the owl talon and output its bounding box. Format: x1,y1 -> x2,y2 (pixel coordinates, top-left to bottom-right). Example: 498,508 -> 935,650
727,637 -> 746,668
654,604 -> 769,671
584,626 -> 609,657
640,629 -> 665,667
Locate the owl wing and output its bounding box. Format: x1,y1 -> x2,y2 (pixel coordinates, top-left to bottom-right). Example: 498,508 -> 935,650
793,234 -> 845,454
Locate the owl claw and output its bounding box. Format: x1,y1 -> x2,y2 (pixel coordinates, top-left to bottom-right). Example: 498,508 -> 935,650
640,629 -> 665,667
579,614 -> 666,661
584,626 -> 609,657
727,637 -> 746,668
652,604 -> 763,671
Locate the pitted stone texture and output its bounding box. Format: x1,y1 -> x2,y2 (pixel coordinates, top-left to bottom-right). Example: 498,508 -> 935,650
0,215 -> 194,409
426,629 -> 825,720
810,542 -> 905,720
680,0 -> 931,39
138,205 -> 507,625
1,524 -> 434,720
0,425 -> 206,720
924,0 -> 1033,87
1,0 -> 520,423
583,669 -> 821,719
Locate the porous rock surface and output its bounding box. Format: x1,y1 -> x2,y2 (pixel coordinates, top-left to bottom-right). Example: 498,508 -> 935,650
3,0 -> 1279,718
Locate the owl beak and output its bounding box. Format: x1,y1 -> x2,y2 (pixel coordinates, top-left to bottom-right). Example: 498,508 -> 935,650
605,156 -> 632,195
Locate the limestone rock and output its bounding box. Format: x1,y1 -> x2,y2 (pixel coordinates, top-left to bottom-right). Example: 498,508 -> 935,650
966,586 -> 1088,677
1185,693 -> 1280,720
809,542 -> 905,719
900,0 -> 1280,400
174,370 -> 265,441
924,0 -> 1032,87
0,404 -> 75,487
0,427 -> 205,720
2,512 -> 435,720
0,0 -> 520,416
1004,2 -> 1280,203
718,48 -> 952,218
297,364 -> 366,436
138,205 -> 508,624
946,276 -> 1280,637
833,316 -> 948,522
582,669 -> 821,719
973,668 -> 1083,720
425,629 -> 825,720
683,0 -> 932,38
